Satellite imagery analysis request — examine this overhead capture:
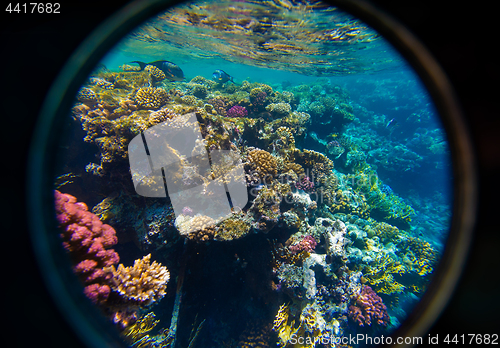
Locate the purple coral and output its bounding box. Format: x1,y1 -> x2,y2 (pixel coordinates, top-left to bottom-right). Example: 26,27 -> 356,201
295,176 -> 315,193
226,105 -> 248,118
290,235 -> 317,254
348,285 -> 390,327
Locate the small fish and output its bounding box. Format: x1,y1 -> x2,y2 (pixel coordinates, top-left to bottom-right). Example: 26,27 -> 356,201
131,60 -> 184,81
386,118 -> 398,129
212,69 -> 235,84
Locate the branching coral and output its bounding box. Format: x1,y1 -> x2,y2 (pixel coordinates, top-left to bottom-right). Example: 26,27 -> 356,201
362,254 -> 406,295
54,190 -> 119,304
398,236 -> 438,276
108,254 -> 170,307
348,285 -> 389,327
328,189 -> 370,219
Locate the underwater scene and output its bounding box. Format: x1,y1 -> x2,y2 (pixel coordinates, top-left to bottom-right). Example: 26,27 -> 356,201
53,1 -> 453,347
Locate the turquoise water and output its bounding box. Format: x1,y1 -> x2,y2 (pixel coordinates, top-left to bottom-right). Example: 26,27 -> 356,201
54,1 -> 453,347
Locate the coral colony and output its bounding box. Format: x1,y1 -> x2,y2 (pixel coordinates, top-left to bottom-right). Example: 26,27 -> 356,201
54,18 -> 448,345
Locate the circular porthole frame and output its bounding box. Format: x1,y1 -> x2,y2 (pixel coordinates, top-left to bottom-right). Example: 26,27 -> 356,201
27,0 -> 476,347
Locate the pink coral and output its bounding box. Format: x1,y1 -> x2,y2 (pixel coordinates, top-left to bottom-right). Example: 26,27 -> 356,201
226,105 -> 248,118
290,235 -> 317,253
348,285 -> 389,326
54,190 -> 120,304
295,176 -> 315,193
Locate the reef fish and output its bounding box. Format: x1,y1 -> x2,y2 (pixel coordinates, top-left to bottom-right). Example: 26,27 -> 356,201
212,69 -> 235,84
131,60 -> 185,81
386,118 -> 399,129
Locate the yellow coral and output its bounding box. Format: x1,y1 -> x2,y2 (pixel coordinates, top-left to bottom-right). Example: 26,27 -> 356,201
135,87 -> 168,109
283,162 -> 305,179
144,65 -> 166,81
399,236 -> 438,276
108,254 -> 170,307
363,254 -> 406,295
266,102 -> 291,115
214,215 -> 251,241
247,149 -> 278,181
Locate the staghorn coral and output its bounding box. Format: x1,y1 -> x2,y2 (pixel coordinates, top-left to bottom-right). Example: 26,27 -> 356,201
348,285 -> 389,327
135,87 -> 169,109
398,236 -> 438,277
144,65 -> 166,81
108,254 -> 170,308
361,253 -> 406,295
54,190 -> 119,304
246,149 -> 277,182
328,189 -> 370,219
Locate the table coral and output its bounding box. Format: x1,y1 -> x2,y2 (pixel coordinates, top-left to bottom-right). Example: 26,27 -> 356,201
54,190 -> 119,304
348,285 -> 389,327
108,254 -> 170,308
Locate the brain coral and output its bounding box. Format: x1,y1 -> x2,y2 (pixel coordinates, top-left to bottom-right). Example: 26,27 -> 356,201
247,149 -> 278,182
135,87 -> 168,109
144,65 -> 166,81
108,254 -> 170,307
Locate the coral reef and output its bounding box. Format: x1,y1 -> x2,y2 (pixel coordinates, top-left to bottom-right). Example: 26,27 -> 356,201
107,254 -> 170,308
54,190 -> 119,304
348,285 -> 389,327
58,61 -> 448,346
